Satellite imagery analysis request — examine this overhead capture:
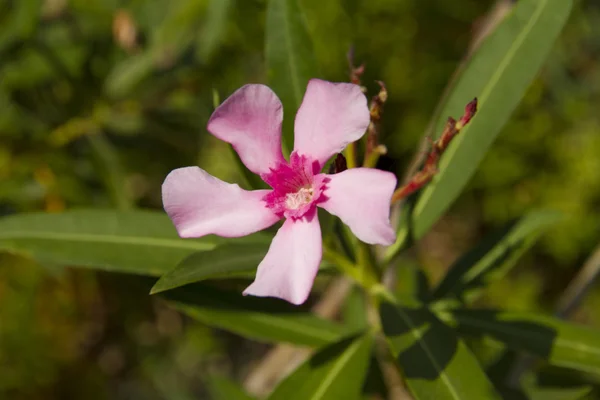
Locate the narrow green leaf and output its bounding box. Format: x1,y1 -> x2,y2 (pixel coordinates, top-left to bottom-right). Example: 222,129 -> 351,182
151,242 -> 271,294
88,134 -> 133,210
412,0 -> 573,238
431,210 -> 562,303
197,0 -> 234,64
266,0 -> 318,150
164,283 -> 347,347
104,52 -> 155,98
0,210 -> 219,276
207,376 -> 257,400
379,301 -> 501,400
268,333 -> 373,400
498,385 -> 592,400
342,286 -> 369,333
450,309 -> 600,375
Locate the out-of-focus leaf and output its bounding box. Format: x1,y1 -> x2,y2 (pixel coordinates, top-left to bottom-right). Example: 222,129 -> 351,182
207,376 -> 257,400
379,301 -> 501,400
342,286 -> 368,332
0,210 -> 220,276
151,242 -> 271,294
164,283 -> 348,347
197,0 -> 234,63
430,210 -> 562,303
450,309 -> 600,375
88,134 -> 133,210
411,0 -> 573,238
498,381 -> 592,400
104,52 -> 155,98
265,0 -> 318,151
0,0 -> 42,50
268,333 -> 372,400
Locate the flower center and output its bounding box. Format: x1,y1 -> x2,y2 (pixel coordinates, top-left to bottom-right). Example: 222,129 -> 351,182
261,152 -> 325,219
285,187 -> 314,210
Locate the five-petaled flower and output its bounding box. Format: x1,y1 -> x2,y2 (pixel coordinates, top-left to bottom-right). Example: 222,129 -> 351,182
162,79 -> 397,305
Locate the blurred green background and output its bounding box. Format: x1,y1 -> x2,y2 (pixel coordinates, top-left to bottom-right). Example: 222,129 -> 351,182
1,0 -> 600,398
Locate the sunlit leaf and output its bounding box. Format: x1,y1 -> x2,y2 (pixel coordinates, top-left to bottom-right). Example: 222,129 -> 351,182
431,210 -> 562,303
268,333 -> 372,400
164,283 -> 348,347
411,0 -> 573,238
265,0 -> 318,151
0,210 -> 226,276
379,301 -> 501,400
451,309 -> 600,375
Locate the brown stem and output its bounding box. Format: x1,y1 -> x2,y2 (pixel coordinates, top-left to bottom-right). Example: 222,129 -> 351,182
390,98 -> 477,204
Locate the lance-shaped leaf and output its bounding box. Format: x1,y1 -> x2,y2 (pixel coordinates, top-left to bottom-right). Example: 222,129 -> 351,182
450,309 -> 600,375
151,242 -> 271,293
151,241 -> 336,294
163,283 -> 347,347
379,301 -> 501,400
498,384 -> 592,400
266,0 -> 318,151
0,210 -> 249,276
430,210 -> 562,303
411,0 -> 573,238
208,376 -> 257,400
268,333 -> 373,400
197,0 -> 234,64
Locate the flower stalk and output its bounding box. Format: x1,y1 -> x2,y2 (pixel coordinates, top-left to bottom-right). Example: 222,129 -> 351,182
363,81 -> 388,168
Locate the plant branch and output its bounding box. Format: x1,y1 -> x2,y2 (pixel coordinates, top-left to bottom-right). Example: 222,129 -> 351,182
390,98 -> 477,204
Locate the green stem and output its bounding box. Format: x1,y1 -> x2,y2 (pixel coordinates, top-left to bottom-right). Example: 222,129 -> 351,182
323,245 -> 361,283
344,141 -> 357,169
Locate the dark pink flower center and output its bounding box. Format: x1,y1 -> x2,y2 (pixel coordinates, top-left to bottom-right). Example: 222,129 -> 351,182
261,152 -> 326,219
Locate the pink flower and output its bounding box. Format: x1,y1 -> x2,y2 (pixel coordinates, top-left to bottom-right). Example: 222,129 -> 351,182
162,79 -> 397,304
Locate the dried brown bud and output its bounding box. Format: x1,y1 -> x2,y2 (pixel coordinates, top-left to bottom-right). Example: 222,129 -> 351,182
113,10 -> 138,52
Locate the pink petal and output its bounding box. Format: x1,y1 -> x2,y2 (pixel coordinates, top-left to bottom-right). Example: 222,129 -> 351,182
162,167 -> 280,238
243,211 -> 321,305
319,168 -> 396,245
207,84 -> 286,175
293,79 -> 370,168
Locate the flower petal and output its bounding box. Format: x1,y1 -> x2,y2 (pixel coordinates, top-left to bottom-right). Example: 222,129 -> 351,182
243,211 -> 321,305
207,84 -> 286,175
293,79 -> 370,168
319,168 -> 396,245
162,167 -> 280,238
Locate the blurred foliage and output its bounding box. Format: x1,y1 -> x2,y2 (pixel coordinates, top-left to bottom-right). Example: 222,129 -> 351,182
2,0 -> 600,398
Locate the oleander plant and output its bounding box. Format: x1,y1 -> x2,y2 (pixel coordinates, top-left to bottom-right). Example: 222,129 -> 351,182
2,0 -> 600,399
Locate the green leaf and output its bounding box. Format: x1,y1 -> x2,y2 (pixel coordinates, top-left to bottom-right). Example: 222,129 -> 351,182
197,0 -> 234,64
207,376 -> 257,400
151,242 -> 271,294
0,210 -> 219,276
164,283 -> 348,347
431,210 -> 562,303
498,385 -> 592,400
268,333 -> 373,400
88,134 -> 133,210
379,301 -> 501,400
450,309 -> 600,375
265,0 -> 318,151
411,0 -> 573,238
104,52 -> 155,98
